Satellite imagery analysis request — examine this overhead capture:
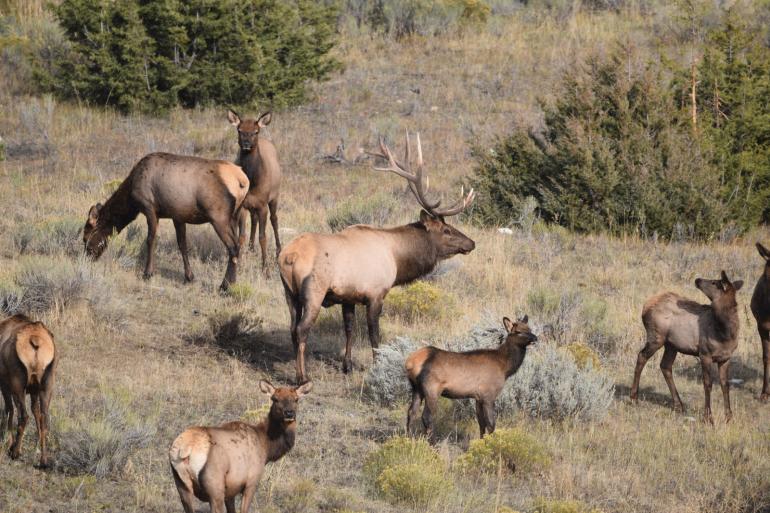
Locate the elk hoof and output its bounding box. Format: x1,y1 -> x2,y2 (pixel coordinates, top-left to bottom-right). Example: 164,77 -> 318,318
672,403 -> 685,414
702,414 -> 714,425
184,274 -> 195,283
342,358 -> 353,374
36,459 -> 50,470
760,393 -> 770,403
248,244 -> 256,252
8,446 -> 19,460
142,271 -> 154,281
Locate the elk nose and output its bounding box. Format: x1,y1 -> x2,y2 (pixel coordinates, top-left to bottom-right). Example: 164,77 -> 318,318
284,409 -> 295,420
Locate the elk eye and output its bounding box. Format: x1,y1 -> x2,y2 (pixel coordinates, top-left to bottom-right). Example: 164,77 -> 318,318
443,227 -> 450,234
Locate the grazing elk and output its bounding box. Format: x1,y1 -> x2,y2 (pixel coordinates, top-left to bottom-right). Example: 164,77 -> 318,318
405,316 -> 536,439
630,271 -> 743,423
169,380 -> 312,513
279,133 -> 476,384
83,152 -> 248,290
0,315 -> 56,467
227,110 -> 282,271
751,242 -> 770,401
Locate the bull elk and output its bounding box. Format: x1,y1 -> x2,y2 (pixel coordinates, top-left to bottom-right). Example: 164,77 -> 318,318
630,271 -> 743,423
279,132 -> 476,383
169,380 -> 312,513
83,152 -> 248,290
0,314 -> 56,467
750,242 -> 770,401
405,316 -> 536,439
227,110 -> 282,271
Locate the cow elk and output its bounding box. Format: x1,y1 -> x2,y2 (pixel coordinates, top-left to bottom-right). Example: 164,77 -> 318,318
279,132 -> 476,383
227,110 -> 282,272
0,315 -> 56,467
405,316 -> 536,439
83,152 -> 248,290
630,271 -> 743,423
169,380 -> 312,513
751,242 -> 770,401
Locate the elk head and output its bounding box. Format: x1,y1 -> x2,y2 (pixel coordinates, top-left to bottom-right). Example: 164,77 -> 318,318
228,109 -> 271,153
259,380 -> 313,424
695,271 -> 744,304
370,132 -> 476,258
83,203 -> 108,259
757,242 -> 770,279
502,315 -> 538,347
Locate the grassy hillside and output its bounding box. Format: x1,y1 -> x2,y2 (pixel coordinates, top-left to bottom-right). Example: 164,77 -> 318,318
2,3 -> 770,513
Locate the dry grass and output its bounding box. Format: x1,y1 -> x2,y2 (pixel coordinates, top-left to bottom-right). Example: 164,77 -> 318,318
2,4 -> 770,513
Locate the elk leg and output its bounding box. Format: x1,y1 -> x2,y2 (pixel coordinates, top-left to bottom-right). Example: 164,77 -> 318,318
630,336 -> 662,402
143,209 -> 159,280
760,327 -> 770,402
285,291 -> 302,357
212,216 -> 240,290
475,400 -> 487,438
240,484 -> 258,513
481,400 -> 497,436
407,386 -> 423,435
365,297 -> 384,359
700,355 -> 714,425
718,360 -> 732,422
296,300 -> 321,384
173,221 -> 194,283
269,199 -> 281,259
248,209 -> 258,252
8,390 -> 26,460
421,389 -> 439,440
1,387 -> 12,444
257,206 -> 269,273
171,465 -> 196,513
342,303 -> 355,373
660,345 -> 684,412
225,497 -> 236,513
37,379 -> 53,468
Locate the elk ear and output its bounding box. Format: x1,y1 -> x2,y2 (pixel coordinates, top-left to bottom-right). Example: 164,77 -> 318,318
257,111 -> 272,128
732,280 -> 744,292
295,381 -> 313,398
518,314 -> 528,324
419,210 -> 440,229
87,203 -> 102,226
720,270 -> 730,284
757,242 -> 770,260
259,380 -> 275,396
227,109 -> 241,127
502,317 -> 514,333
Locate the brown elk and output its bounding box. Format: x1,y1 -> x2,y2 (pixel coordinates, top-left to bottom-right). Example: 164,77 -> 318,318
0,315 -> 56,467
227,110 -> 282,271
630,271 -> 743,423
405,316 -> 536,439
169,380 -> 312,513
750,242 -> 770,401
83,152 -> 248,290
279,133 -> 476,384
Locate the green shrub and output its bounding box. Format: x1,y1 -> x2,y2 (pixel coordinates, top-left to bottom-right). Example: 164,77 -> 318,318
228,283 -> 254,302
560,342 -> 601,370
364,436 -> 449,507
456,428 -> 550,475
326,191 -> 399,232
43,0 -> 341,112
359,0 -> 490,39
274,479 -> 316,513
532,498 -> 604,513
469,44 -> 730,240
13,216 -> 82,256
385,280 -> 453,321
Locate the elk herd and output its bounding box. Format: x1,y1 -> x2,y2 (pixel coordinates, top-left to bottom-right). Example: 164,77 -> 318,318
1,111 -> 769,512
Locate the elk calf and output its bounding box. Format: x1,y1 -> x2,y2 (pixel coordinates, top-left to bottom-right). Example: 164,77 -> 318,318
751,242 -> 770,401
169,381 -> 312,513
405,316 -> 536,439
630,271 -> 743,423
0,315 -> 56,467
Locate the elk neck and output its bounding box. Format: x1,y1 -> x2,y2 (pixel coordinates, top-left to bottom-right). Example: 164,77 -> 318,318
238,146 -> 263,186
96,176 -> 140,236
388,223 -> 440,285
712,294 -> 740,341
498,340 -> 528,378
260,415 -> 296,463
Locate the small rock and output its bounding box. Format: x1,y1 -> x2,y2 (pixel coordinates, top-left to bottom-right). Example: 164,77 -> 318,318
498,227 -> 514,235
728,378 -> 744,385
684,416 -> 696,422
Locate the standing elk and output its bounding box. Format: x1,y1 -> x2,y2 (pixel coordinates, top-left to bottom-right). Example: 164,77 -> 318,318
279,132 -> 476,384
83,152 -> 248,290
405,316 -> 536,439
169,380 -> 312,513
0,315 -> 56,467
227,110 -> 282,272
630,271 -> 743,423
751,242 -> 770,401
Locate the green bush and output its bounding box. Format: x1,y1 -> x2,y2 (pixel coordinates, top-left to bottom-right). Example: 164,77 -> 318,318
469,44 -> 730,240
42,0 -> 341,113
456,428 -> 550,475
364,436 -> 449,507
353,0 -> 489,39
532,498 -> 604,513
385,280 -> 454,321
560,342 -> 601,370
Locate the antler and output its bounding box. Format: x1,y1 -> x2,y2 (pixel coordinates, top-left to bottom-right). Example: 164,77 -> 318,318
369,131 -> 475,218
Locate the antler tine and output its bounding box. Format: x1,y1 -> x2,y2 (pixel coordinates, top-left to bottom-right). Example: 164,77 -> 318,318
410,132 -> 441,212
403,130 -> 411,169
371,136 -> 416,182
430,186 -> 476,217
